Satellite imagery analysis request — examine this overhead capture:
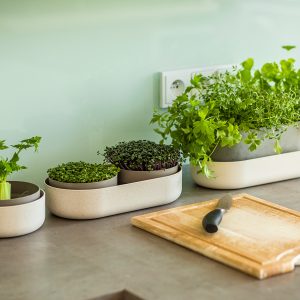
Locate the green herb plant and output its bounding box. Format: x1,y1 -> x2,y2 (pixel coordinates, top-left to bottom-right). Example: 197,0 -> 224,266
151,46 -> 300,177
0,136 -> 42,200
47,161 -> 120,183
102,140 -> 180,171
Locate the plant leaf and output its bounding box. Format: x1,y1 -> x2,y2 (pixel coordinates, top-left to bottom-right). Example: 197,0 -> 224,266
282,45 -> 296,51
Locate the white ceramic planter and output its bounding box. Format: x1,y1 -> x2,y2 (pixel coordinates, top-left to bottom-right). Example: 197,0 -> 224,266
0,190 -> 45,238
191,151 -> 300,189
45,168 -> 182,219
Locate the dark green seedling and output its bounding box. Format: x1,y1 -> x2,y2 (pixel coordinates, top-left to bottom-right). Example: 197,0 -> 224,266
102,140 -> 180,171
0,136 -> 42,200
47,161 -> 120,183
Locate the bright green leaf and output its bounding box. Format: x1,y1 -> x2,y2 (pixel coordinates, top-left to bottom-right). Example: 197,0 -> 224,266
282,45 -> 296,51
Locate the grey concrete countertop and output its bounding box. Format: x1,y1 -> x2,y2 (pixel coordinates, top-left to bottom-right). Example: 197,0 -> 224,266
1,166 -> 300,300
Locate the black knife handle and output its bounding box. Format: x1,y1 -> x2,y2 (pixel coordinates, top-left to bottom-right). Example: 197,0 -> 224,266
202,208 -> 225,233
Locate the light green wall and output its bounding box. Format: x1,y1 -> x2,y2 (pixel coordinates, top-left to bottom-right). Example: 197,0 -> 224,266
1,0 -> 300,185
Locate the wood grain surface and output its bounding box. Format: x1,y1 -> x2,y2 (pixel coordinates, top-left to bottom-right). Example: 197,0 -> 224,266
131,193 -> 300,279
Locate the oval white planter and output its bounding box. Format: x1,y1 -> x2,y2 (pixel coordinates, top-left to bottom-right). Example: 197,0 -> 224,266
119,165 -> 179,184
45,169 -> 182,219
48,175 -> 117,190
0,190 -> 45,238
191,151 -> 300,189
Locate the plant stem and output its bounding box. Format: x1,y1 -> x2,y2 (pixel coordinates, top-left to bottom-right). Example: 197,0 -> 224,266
209,140 -> 220,157
0,181 -> 11,200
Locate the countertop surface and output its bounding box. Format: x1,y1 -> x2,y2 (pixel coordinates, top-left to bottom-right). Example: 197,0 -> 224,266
1,166 -> 300,300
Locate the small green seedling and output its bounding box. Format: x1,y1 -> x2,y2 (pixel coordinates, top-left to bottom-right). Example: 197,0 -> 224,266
47,161 -> 120,183
102,140 -> 180,171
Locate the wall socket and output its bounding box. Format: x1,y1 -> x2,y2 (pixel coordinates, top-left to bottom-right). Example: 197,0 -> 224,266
160,64 -> 234,108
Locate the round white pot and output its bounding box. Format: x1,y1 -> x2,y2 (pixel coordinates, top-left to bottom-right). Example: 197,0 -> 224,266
0,190 -> 45,238
118,164 -> 179,184
191,151 -> 300,189
48,175 -> 118,190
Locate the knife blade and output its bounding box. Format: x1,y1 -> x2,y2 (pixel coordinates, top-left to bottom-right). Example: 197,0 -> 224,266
202,194 -> 232,233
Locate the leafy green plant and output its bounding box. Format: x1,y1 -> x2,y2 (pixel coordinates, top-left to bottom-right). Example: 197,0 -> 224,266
0,136 -> 42,200
47,161 -> 120,183
102,140 -> 180,171
151,47 -> 300,177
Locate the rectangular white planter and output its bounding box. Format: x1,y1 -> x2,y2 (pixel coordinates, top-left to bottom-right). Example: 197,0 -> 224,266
191,151 -> 300,189
45,169 -> 182,219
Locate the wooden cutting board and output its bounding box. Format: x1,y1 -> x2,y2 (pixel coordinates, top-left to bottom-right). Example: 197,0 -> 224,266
131,193 -> 300,279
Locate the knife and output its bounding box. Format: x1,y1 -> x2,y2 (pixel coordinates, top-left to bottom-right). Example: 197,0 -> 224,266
202,194 -> 232,233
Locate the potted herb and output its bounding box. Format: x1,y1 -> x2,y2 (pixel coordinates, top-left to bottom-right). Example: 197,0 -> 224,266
151,46 -> 300,187
0,136 -> 41,202
0,136 -> 45,238
47,161 -> 120,189
102,140 -> 180,184
46,144 -> 182,220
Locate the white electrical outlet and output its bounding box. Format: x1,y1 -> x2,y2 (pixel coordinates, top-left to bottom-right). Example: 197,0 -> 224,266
160,64 -> 234,108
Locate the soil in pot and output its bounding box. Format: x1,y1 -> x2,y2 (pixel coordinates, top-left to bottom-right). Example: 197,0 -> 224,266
119,164 -> 179,184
